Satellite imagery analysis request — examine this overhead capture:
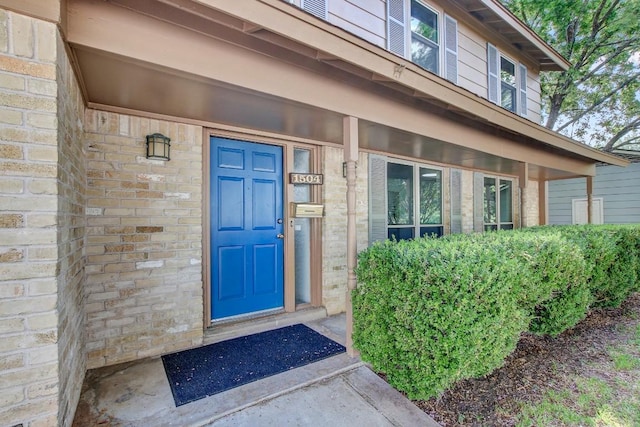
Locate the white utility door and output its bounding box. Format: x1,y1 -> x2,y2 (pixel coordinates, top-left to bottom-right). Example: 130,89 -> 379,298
572,198 -> 604,224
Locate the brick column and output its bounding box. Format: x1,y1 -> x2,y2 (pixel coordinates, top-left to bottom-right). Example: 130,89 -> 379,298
0,10 -> 61,427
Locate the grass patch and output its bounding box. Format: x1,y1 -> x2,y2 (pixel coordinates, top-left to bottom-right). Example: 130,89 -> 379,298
516,377 -> 640,426
610,350 -> 640,370
418,293 -> 640,426
517,389 -> 590,426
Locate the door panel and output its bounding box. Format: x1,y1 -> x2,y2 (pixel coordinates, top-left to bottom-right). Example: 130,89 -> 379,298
211,137 -> 284,320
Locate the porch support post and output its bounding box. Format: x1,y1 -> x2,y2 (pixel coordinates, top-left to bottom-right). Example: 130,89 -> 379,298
344,116 -> 359,357
538,180 -> 547,225
518,162 -> 529,228
586,176 -> 594,224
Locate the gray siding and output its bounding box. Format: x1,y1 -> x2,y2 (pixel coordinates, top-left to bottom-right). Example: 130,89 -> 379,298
548,163 -> 640,225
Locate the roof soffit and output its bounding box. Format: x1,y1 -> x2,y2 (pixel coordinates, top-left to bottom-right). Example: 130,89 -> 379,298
153,0 -> 622,166
451,0 -> 570,71
70,0 -> 626,169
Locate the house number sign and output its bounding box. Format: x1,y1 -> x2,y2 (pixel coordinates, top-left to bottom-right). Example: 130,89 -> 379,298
289,173 -> 323,185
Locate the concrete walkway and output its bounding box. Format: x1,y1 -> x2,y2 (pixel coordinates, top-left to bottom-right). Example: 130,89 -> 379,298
72,314 -> 440,426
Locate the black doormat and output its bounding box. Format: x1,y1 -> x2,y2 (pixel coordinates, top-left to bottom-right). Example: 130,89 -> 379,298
161,323 -> 346,406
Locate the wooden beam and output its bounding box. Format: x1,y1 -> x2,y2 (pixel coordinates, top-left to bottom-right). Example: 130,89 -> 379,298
519,162 -> 528,228
518,162 -> 529,188
0,0 -> 61,23
538,180 -> 547,225
242,22 -> 264,33
344,116 -> 358,358
587,176 -> 594,224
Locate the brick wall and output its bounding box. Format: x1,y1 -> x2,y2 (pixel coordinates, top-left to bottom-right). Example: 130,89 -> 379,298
0,10 -> 61,427
460,170 -> 475,233
83,110 -> 204,368
321,147 -> 368,315
56,32 -> 87,427
523,179 -> 539,227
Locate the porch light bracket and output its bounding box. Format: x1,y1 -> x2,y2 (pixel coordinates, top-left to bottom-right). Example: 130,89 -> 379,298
342,161 -> 357,178
145,133 -> 171,161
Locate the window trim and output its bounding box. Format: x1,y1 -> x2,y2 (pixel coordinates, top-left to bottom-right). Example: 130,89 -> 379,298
409,0 -> 441,75
385,158 -> 445,240
386,0 -> 457,82
482,175 -> 515,231
499,54 -> 517,113
487,43 -> 528,117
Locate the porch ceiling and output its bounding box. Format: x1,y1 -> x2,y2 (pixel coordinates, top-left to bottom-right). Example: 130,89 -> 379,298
65,0 -> 626,181
73,47 -> 346,145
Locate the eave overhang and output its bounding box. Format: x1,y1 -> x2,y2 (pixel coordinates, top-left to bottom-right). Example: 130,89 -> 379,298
0,0 -> 62,23
63,0 -> 627,180
455,0 -> 571,72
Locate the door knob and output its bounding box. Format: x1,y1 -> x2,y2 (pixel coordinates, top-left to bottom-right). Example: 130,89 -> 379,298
277,233 -> 285,239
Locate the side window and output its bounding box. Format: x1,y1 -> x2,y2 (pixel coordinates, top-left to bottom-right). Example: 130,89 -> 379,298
387,162 -> 415,239
483,177 -> 514,231
487,43 -> 528,116
419,167 -> 443,237
369,156 -> 443,243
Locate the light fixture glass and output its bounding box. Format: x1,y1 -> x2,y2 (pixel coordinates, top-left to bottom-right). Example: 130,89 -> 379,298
145,133 -> 171,161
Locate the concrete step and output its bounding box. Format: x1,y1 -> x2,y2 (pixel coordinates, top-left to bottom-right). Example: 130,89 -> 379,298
204,306 -> 328,345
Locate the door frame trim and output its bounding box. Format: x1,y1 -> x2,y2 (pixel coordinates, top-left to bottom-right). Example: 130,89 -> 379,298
203,128 -> 323,328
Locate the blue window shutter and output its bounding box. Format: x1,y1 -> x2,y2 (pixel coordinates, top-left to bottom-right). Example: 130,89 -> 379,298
444,14 -> 458,84
387,0 -> 406,57
369,154 -> 388,243
487,43 -> 499,104
302,0 -> 327,20
519,63 -> 528,116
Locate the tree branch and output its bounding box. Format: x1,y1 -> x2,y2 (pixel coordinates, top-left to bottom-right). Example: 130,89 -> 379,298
603,117 -> 640,151
556,71 -> 640,132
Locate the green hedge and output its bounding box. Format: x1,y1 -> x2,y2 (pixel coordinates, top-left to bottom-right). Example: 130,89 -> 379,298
352,225 -> 640,400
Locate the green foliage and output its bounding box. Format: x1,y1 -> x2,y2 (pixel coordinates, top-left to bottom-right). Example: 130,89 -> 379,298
353,225 -> 640,399
542,225 -> 639,307
353,234 -> 529,398
500,0 -> 640,151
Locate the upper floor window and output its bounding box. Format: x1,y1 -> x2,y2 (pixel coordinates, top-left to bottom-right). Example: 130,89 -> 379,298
488,44 -> 528,116
410,1 -> 439,74
500,56 -> 517,112
387,0 -> 458,83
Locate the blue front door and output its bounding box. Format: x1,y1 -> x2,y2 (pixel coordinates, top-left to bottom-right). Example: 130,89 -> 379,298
210,137 -> 284,320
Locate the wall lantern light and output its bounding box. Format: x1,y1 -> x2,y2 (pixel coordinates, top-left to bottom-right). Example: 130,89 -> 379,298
145,133 -> 171,161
